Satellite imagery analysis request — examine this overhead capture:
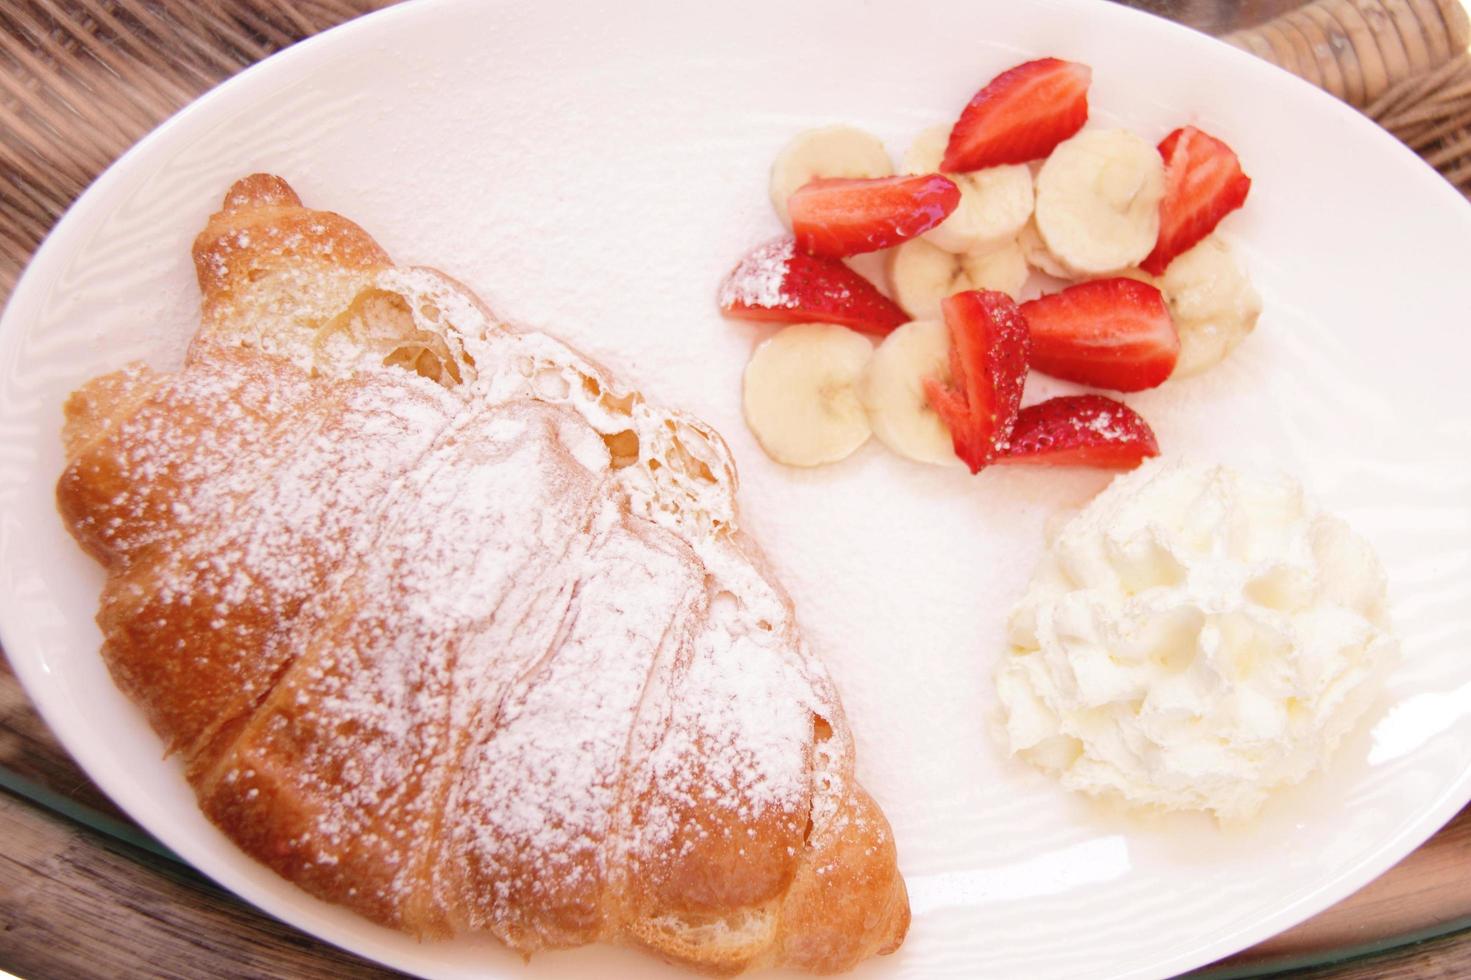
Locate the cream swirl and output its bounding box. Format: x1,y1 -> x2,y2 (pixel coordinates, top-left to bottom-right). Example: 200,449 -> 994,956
996,458 -> 1398,820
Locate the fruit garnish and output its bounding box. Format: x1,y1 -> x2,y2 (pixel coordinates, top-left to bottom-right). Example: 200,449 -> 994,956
942,58 -> 1092,172
1020,277 -> 1179,391
904,123 -> 1034,254
1002,394 -> 1159,468
1032,129 -> 1165,277
922,290 -> 1031,473
861,319 -> 960,467
889,237 -> 1029,322
1157,235 -> 1261,377
768,126 -> 894,228
1017,217 -> 1073,279
1140,126 -> 1251,275
789,174 -> 961,258
718,237 -> 908,335
743,322 -> 874,467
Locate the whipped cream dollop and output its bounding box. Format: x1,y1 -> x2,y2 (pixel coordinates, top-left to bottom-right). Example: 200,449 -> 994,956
996,458 -> 1398,821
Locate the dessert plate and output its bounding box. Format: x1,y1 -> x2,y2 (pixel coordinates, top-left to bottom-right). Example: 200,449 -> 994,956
3,1 -> 1471,977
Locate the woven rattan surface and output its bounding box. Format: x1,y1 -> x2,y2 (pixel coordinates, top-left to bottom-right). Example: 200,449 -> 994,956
1224,0 -> 1471,187
2,3 -> 1470,979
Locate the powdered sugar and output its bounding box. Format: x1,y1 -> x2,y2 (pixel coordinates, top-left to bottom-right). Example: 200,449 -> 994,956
1083,408 -> 1127,441
49,168 -> 915,962
716,237 -> 797,310
63,274 -> 854,949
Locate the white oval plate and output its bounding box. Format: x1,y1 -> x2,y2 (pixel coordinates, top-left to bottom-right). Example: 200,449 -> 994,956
4,1 -> 1471,977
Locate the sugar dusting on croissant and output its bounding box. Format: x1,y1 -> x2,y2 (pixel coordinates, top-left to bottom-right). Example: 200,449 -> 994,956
56,175 -> 909,974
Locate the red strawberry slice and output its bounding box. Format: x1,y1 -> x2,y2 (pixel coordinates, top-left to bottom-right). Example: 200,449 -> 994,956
1020,278 -> 1179,392
1002,395 -> 1159,468
718,237 -> 907,335
942,58 -> 1092,172
922,290 -> 1031,473
789,174 -> 961,258
1140,126 -> 1251,275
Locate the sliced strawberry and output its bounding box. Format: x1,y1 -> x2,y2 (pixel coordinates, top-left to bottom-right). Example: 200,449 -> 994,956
1002,395 -> 1159,468
789,174 -> 961,258
1020,278 -> 1179,392
941,58 -> 1091,172
718,237 -> 907,335
922,290 -> 1031,473
1140,126 -> 1251,275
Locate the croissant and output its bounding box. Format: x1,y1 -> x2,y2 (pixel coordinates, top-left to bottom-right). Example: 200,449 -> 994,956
56,175 -> 909,974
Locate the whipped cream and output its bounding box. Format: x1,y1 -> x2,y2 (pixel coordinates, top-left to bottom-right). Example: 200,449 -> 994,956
996,458 -> 1398,820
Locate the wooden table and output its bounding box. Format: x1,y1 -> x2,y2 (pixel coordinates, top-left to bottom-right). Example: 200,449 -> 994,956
2,2 -> 1470,978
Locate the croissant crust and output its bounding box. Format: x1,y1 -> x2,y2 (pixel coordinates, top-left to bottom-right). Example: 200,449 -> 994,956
56,174 -> 909,975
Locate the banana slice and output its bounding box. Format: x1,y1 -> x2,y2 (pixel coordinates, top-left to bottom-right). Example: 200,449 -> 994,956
1157,235 -> 1261,377
888,237 -> 1028,321
844,249 -> 893,298
743,322 -> 874,466
861,319 -> 961,467
1034,129 -> 1165,277
904,124 -> 1033,255
769,127 -> 893,228
1017,218 -> 1074,280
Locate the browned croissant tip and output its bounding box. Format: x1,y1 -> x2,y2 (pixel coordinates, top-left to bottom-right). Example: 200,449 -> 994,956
222,172 -> 301,211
